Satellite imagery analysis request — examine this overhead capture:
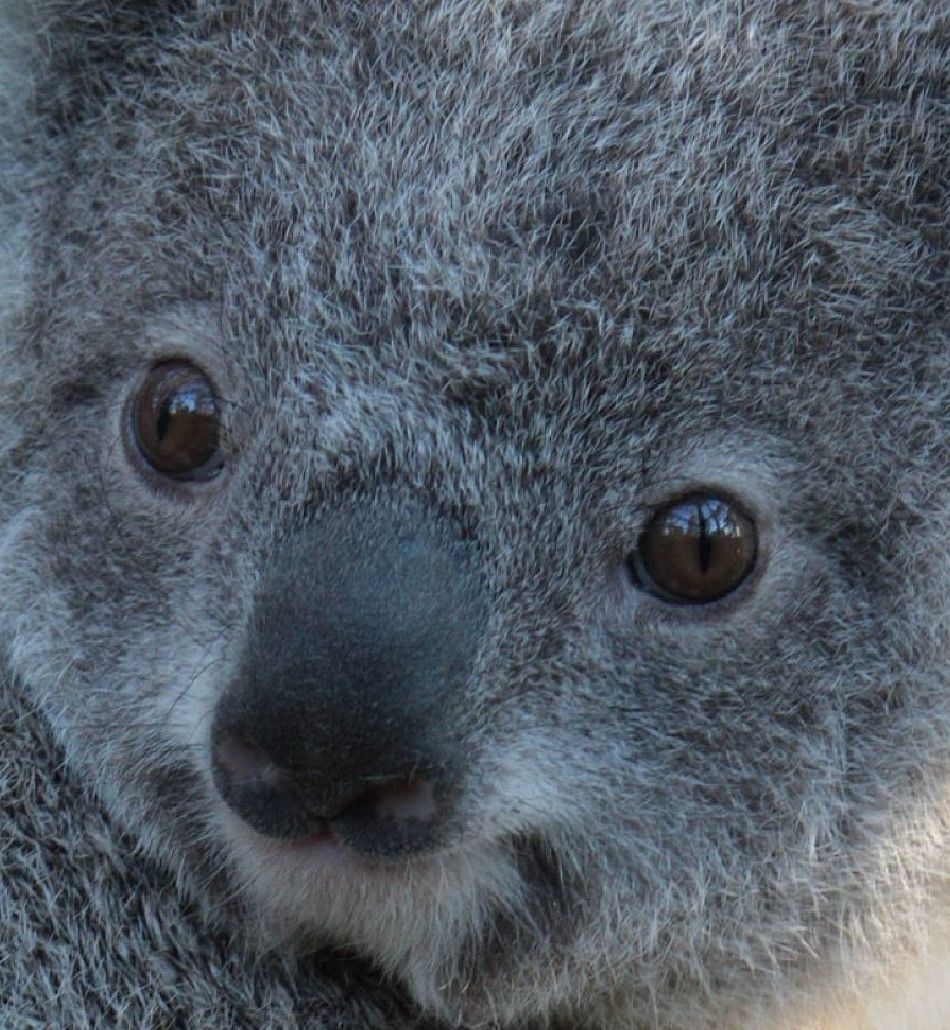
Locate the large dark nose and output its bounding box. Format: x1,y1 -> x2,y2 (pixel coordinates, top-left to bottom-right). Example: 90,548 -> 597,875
210,504 -> 487,858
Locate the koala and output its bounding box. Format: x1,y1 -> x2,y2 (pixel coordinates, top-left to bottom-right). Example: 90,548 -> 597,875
0,0 -> 947,1027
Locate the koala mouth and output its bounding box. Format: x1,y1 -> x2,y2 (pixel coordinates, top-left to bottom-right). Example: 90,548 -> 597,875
211,730 -> 446,859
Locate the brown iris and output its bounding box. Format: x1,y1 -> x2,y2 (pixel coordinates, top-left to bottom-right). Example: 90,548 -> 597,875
632,494 -> 757,603
132,362 -> 223,481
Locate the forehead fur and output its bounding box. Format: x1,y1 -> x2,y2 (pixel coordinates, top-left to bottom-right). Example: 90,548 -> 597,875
13,1 -> 948,339
3,1 -> 946,493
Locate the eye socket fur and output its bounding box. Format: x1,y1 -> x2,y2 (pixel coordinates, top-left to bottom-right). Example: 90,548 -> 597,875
130,361 -> 224,483
628,493 -> 758,605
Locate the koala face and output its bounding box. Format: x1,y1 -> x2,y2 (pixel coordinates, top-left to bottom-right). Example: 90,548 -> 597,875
1,2 -> 947,1027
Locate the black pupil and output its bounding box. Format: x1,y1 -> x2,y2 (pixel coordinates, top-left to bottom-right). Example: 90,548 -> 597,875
156,402 -> 172,441
697,506 -> 712,574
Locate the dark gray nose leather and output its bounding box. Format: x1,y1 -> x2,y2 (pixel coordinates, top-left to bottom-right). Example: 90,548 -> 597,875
211,503 -> 487,857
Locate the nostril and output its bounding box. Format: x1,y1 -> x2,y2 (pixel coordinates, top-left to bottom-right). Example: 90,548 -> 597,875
343,777 -> 439,825
210,730 -> 317,840
213,732 -> 292,791
329,776 -> 447,858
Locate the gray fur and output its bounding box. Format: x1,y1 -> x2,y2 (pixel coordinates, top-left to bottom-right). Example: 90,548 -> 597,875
0,1 -> 948,1027
0,676 -> 428,1029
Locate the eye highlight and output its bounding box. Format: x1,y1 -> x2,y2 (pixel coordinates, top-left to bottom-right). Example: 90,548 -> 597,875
132,362 -> 223,482
630,494 -> 757,604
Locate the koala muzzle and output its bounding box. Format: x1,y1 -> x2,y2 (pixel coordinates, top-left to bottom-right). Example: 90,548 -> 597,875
210,505 -> 487,859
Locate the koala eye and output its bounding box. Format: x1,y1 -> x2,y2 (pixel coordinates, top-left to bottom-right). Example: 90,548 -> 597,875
630,494 -> 757,604
132,362 -> 223,481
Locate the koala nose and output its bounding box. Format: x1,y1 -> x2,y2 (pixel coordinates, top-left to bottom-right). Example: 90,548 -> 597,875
210,504 -> 487,858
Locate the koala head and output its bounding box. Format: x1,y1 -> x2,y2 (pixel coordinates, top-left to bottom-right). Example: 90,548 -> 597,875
1,2 -> 947,1027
